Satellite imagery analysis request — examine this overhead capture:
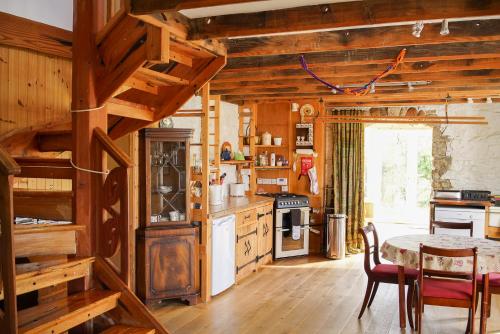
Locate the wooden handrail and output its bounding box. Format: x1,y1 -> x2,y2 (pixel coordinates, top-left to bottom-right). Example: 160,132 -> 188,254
94,127 -> 132,286
94,127 -> 133,168
0,146 -> 20,333
0,146 -> 20,175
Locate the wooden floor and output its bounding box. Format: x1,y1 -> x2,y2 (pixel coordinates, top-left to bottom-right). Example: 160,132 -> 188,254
152,255 -> 500,334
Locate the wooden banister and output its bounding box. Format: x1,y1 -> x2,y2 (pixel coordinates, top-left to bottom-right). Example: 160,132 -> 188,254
0,146 -> 20,333
94,128 -> 132,286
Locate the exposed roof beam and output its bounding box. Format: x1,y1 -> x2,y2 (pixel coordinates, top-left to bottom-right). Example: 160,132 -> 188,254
224,41 -> 500,71
223,88 -> 500,103
130,0 -> 266,14
189,0 -> 500,39
211,70 -> 500,91
214,58 -> 500,83
227,19 -> 500,58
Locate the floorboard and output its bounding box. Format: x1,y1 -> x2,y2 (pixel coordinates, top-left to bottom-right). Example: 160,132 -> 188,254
152,255 -> 500,334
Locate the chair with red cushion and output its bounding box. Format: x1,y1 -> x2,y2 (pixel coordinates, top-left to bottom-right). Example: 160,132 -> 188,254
358,223 -> 418,328
477,273 -> 500,333
415,244 -> 478,334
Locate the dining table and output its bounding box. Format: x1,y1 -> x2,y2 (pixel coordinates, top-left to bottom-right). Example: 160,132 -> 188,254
381,234 -> 500,329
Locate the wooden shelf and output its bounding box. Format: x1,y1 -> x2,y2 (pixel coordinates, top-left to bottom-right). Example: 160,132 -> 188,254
255,166 -> 290,170
220,160 -> 254,165
255,145 -> 288,148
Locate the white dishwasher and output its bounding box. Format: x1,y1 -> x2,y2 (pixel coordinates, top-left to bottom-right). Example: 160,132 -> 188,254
211,214 -> 236,296
435,206 -> 485,238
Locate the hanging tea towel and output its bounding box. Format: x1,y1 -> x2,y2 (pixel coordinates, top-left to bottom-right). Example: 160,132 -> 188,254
308,166 -> 319,195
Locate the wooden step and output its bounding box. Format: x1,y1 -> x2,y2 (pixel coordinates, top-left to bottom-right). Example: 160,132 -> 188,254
13,224 -> 85,258
14,190 -> 72,221
18,289 -> 121,334
36,130 -> 72,152
0,257 -> 95,300
15,157 -> 73,179
101,325 -> 155,334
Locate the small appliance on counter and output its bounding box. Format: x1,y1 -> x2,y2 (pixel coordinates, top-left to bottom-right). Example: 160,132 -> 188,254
229,183 -> 245,197
433,190 -> 461,200
209,184 -> 223,205
461,190 -> 491,201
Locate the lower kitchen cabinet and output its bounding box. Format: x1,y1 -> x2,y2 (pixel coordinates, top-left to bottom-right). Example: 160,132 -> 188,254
257,205 -> 273,266
136,226 -> 200,306
235,204 -> 274,282
236,223 -> 258,282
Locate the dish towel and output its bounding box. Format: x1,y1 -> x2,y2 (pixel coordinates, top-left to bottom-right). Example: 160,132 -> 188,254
308,166 -> 319,195
291,209 -> 302,241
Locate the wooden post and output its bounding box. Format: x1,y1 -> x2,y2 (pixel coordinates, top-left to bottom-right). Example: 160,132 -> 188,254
72,0 -> 108,260
200,83 -> 211,302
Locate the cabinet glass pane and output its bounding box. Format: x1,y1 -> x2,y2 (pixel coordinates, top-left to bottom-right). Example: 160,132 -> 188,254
150,140 -> 187,224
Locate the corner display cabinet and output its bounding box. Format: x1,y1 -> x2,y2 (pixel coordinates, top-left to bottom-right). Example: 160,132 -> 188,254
137,128 -> 200,306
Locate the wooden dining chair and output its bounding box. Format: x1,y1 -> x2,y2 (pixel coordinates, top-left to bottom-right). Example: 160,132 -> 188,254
358,223 -> 418,328
478,273 -> 500,333
415,244 -> 478,334
430,220 -> 473,237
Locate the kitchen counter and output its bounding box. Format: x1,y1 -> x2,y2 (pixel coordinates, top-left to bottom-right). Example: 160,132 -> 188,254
209,195 -> 274,219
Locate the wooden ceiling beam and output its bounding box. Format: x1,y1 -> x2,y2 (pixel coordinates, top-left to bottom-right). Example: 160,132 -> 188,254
214,58 -> 500,83
227,19 -> 500,58
214,80 -> 500,96
134,67 -> 190,86
224,41 -> 500,71
189,0 -> 500,39
211,69 -> 500,91
223,88 -> 500,103
0,12 -> 72,58
130,0 -> 265,14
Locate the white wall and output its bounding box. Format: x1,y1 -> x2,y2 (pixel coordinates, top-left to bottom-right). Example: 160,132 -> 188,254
437,103 -> 500,194
0,0 -> 73,30
173,96 -> 240,195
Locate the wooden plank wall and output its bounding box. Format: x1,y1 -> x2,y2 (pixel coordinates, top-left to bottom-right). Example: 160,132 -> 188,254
0,45 -> 72,135
0,44 -> 73,191
255,101 -> 325,253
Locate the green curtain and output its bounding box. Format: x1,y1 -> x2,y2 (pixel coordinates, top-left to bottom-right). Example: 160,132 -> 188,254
331,113 -> 365,254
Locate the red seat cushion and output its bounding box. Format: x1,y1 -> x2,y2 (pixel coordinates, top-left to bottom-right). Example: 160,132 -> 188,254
423,277 -> 473,300
372,264 -> 418,280
477,273 -> 500,287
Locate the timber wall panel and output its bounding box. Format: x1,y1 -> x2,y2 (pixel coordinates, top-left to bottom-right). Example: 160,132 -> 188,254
1,45 -> 72,191
0,45 -> 72,136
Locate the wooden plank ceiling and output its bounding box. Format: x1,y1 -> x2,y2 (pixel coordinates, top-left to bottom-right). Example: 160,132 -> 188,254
131,0 -> 500,106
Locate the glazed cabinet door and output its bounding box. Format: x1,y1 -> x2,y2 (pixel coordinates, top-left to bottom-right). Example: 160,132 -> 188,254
236,223 -> 258,282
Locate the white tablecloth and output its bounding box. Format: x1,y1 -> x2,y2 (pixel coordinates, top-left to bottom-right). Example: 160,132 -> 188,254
381,234 -> 500,274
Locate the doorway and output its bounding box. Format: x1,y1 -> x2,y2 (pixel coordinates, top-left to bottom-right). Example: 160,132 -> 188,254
364,124 -> 433,241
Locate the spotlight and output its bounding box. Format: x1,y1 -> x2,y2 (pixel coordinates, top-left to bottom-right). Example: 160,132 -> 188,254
486,97 -> 493,104
370,83 -> 376,94
412,21 -> 424,38
331,88 -> 337,95
440,19 -> 450,36
467,98 -> 474,104
407,82 -> 414,92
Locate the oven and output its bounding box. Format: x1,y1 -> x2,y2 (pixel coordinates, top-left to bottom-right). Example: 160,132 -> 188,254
275,206 -> 310,258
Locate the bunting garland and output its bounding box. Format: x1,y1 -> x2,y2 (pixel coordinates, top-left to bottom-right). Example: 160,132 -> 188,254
300,48 -> 407,96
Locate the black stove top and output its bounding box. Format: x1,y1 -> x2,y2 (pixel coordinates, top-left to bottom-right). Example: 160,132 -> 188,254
258,192 -> 309,209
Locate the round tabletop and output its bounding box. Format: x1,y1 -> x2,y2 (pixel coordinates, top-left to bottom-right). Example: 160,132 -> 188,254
381,234 -> 500,274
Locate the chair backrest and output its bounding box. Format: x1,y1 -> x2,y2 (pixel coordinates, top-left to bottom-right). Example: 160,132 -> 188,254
430,220 -> 473,237
359,222 -> 380,275
418,244 -> 478,301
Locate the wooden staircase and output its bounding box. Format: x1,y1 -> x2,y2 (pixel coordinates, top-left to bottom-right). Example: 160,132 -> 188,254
0,131 -> 166,333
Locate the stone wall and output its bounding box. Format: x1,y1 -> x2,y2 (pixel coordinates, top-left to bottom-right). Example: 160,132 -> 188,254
433,103 -> 500,194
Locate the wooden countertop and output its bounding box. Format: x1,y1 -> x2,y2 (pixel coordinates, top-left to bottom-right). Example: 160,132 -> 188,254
430,198 -> 492,207
209,195 -> 274,219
